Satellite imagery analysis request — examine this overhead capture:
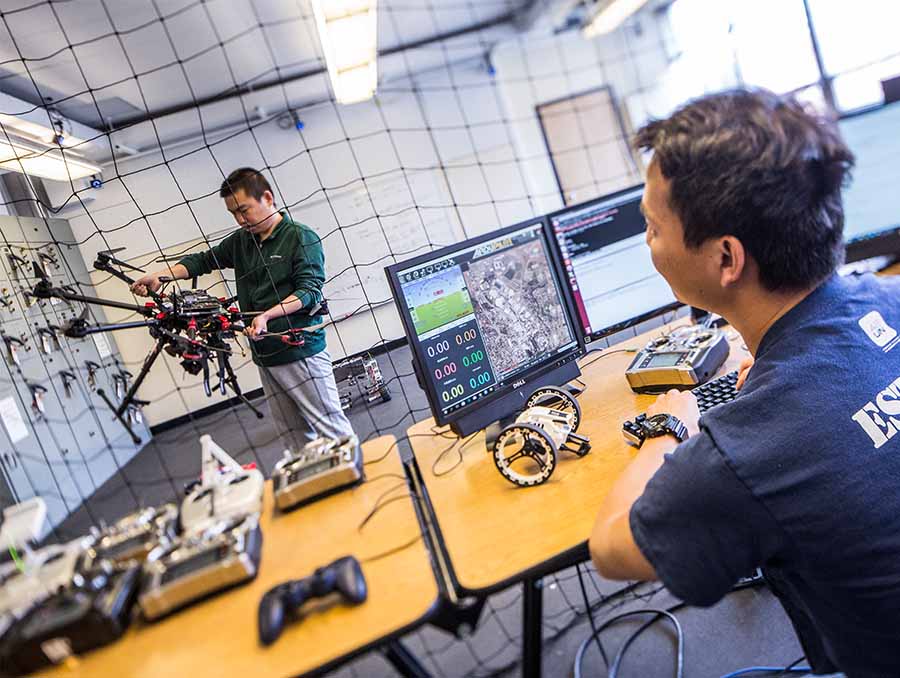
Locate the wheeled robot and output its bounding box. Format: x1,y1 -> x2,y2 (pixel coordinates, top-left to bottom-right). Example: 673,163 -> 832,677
491,386 -> 591,487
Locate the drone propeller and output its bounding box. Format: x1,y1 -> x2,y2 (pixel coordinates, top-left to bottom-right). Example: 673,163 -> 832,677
95,247 -> 145,273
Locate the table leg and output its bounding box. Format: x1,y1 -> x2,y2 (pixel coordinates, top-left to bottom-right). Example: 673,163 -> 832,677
522,576 -> 543,678
383,639 -> 432,678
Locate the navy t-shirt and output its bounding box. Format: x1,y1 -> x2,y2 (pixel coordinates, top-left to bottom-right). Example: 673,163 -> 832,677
630,273 -> 900,678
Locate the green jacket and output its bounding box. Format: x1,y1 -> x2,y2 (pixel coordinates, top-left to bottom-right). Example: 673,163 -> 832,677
178,213 -> 326,366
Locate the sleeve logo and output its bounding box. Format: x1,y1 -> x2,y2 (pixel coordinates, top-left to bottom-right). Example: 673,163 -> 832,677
858,310 -> 897,349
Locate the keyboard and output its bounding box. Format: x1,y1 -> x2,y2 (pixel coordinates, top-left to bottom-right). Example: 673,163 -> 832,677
622,370 -> 739,445
692,370 -> 739,413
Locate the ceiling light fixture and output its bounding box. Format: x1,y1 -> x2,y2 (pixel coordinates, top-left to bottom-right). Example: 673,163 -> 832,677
0,134 -> 101,182
311,0 -> 378,105
582,0 -> 652,37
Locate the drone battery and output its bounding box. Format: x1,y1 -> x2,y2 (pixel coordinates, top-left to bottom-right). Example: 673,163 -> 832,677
89,504 -> 178,565
180,468 -> 264,534
272,435 -> 363,510
0,565 -> 141,675
139,514 -> 262,621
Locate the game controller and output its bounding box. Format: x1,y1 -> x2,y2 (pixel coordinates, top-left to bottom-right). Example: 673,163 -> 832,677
257,556 -> 367,646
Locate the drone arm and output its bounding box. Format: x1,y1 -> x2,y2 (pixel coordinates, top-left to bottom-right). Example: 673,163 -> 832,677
32,282 -> 153,315
63,319 -> 158,338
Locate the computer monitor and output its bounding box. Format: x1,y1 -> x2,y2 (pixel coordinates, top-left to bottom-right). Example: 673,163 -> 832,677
840,103 -> 900,263
385,219 -> 584,436
547,185 -> 681,345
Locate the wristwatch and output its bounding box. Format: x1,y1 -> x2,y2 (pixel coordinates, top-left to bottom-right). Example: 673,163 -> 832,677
622,413 -> 689,448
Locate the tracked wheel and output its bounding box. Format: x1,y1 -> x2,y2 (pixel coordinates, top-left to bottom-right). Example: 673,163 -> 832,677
492,423 -> 557,487
525,386 -> 582,432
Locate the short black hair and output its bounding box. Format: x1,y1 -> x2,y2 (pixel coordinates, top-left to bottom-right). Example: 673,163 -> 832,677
219,167 -> 273,201
634,88 -> 855,291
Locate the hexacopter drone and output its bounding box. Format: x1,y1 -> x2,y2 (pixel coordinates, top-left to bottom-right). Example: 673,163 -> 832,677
29,248 -> 325,444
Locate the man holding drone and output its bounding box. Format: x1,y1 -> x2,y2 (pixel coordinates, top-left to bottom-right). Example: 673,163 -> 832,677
131,167 -> 355,447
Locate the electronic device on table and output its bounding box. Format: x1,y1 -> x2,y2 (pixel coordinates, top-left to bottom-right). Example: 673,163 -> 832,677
385,218 -> 584,437
272,434 -> 363,510
0,497 -> 145,672
492,386 -> 590,487
546,185 -> 681,347
139,435 -> 264,620
258,555 -> 367,646
624,324 -> 730,393
87,504 -> 179,566
0,539 -> 87,642
622,370 -> 740,446
1,560 -> 142,675
139,513 -> 262,621
179,434 -> 265,533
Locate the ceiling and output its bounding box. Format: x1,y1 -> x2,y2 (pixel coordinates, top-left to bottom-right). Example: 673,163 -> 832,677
0,0 -> 537,140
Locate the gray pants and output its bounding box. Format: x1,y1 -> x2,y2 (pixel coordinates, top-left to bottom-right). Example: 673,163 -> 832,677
258,349 -> 355,449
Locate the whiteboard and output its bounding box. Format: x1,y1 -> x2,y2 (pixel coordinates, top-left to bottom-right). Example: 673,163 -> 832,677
293,167 -> 465,321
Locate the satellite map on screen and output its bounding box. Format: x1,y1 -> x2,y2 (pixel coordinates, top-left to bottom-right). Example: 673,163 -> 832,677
463,240 -> 572,378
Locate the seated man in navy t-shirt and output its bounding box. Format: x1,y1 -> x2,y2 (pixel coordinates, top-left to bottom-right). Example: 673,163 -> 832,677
589,88 -> 900,678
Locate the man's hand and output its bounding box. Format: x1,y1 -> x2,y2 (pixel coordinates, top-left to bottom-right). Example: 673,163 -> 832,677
646,389 -> 701,438
245,313 -> 269,341
736,356 -> 754,390
130,272 -> 163,297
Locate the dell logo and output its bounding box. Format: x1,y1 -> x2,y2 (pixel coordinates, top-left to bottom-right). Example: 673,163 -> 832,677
513,379 -> 526,389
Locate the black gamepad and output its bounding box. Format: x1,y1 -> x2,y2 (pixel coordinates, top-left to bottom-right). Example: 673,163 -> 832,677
257,555 -> 367,646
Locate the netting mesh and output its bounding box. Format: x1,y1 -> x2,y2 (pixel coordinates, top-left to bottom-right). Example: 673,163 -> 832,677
0,1 -> 771,675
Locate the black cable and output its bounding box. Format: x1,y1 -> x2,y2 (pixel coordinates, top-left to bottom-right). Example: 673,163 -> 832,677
776,656 -> 808,676
576,563 -> 608,666
580,347 -> 639,370
609,603 -> 687,678
573,604 -> 686,678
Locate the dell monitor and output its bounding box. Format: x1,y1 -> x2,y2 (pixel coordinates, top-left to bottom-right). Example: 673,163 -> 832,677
547,185 -> 681,345
386,219 -> 584,436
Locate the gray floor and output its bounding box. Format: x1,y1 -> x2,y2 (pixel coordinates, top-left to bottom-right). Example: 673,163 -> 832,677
50,344 -> 805,677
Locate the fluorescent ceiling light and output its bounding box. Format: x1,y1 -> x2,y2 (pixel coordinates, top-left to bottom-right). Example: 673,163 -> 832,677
0,135 -> 100,182
311,0 -> 378,105
0,113 -> 87,148
583,0 -> 652,37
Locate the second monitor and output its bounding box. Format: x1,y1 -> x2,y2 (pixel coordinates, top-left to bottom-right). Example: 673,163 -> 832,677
548,185 -> 681,345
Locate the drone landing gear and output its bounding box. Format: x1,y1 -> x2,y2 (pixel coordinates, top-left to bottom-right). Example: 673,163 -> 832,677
216,351 -> 264,420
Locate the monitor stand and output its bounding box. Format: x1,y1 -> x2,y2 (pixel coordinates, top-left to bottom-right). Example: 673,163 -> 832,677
449,359 -> 582,439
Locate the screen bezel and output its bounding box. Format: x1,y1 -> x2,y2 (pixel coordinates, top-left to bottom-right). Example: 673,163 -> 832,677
845,224 -> 900,263
385,218 -> 585,429
546,183 -> 683,343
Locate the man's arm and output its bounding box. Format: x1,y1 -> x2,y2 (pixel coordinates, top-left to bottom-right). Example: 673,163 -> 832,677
131,234 -> 237,297
589,389 -> 701,580
131,263 -> 191,296
289,229 -> 325,310
245,293 -> 305,340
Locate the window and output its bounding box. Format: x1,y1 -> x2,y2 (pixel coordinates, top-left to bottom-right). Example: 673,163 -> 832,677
536,86 -> 641,206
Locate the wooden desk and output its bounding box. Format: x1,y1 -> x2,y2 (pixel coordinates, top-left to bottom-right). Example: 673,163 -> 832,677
38,435 -> 438,678
406,325 -> 750,596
